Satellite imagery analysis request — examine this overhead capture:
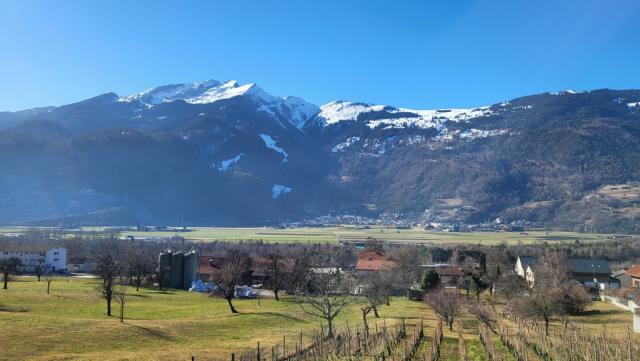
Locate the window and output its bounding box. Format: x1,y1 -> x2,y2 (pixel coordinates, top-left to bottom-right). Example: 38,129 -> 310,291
54,258 -> 59,262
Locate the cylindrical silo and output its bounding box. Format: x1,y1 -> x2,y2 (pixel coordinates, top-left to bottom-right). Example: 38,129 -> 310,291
170,251 -> 184,289
159,251 -> 172,288
183,251 -> 198,290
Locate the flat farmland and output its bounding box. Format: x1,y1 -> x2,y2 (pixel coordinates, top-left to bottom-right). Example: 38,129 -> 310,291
0,226 -> 615,245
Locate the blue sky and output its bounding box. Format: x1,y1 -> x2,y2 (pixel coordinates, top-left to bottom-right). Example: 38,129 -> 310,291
1,0 -> 639,111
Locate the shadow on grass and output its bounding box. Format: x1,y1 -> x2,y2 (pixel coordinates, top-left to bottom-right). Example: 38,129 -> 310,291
129,293 -> 151,298
236,311 -> 306,323
0,304 -> 29,313
148,290 -> 176,295
124,322 -> 175,340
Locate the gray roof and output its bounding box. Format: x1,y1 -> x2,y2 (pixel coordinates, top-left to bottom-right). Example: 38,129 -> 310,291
567,258 -> 611,275
518,256 -> 539,269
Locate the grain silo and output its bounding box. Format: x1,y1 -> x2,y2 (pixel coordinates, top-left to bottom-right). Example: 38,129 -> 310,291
170,251 -> 185,289
158,251 -> 173,288
183,251 -> 198,290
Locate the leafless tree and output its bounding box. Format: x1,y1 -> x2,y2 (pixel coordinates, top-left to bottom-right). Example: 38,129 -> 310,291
94,243 -> 122,317
0,257 -> 21,290
44,270 -> 55,295
390,247 -> 421,297
127,247 -> 155,291
266,250 -> 287,301
508,250 -> 574,335
299,252 -> 355,338
209,249 -> 251,313
114,277 -> 128,323
33,260 -> 44,282
425,288 -> 464,331
467,302 -> 497,333
358,273 -> 388,336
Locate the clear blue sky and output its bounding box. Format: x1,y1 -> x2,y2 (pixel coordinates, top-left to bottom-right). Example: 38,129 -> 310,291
1,0 -> 639,111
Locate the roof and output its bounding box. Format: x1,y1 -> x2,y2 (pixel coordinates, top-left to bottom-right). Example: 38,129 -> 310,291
196,255 -> 295,276
0,243 -> 63,254
356,250 -> 395,272
517,256 -> 539,269
626,265 -> 640,278
567,258 -> 610,275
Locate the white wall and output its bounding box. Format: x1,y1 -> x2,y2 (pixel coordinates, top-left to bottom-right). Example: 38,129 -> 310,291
45,248 -> 67,271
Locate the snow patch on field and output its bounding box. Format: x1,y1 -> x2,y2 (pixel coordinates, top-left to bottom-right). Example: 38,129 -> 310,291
272,184 -> 292,199
259,134 -> 288,162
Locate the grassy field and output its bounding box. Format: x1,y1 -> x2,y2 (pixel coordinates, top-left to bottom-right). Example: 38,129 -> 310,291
0,277 -> 434,361
0,225 -> 616,245
101,226 -> 612,245
0,277 -> 635,361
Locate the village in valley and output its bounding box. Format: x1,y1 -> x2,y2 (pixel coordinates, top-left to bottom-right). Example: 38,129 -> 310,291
2,227 -> 640,360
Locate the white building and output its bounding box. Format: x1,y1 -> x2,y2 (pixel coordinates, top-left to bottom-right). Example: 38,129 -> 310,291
0,247 -> 67,272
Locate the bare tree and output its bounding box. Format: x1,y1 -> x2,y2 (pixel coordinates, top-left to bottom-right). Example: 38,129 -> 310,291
509,250 -> 572,335
0,257 -> 21,290
467,302 -> 497,333
114,278 -> 128,323
44,270 -> 55,295
300,268 -> 354,338
127,248 -> 154,292
266,250 -> 287,301
34,260 -> 44,282
390,247 -> 421,297
94,244 -> 121,317
358,273 -> 387,336
425,288 -> 463,331
209,249 -> 251,313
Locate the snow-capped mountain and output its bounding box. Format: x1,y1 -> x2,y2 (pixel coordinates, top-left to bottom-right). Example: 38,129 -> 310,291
119,79 -> 320,130
1,82 -> 639,232
314,100 -> 495,130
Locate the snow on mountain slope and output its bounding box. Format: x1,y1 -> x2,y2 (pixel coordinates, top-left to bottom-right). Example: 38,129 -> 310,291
119,79 -> 222,105
119,79 -> 319,129
217,153 -> 244,172
259,134 -> 288,162
272,184 -> 292,199
315,100 -> 494,130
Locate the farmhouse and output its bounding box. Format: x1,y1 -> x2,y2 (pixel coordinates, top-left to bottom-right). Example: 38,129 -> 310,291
514,256 -> 538,278
355,250 -> 395,276
0,246 -> 67,273
523,258 -> 613,288
435,265 -> 481,288
197,255 -> 295,287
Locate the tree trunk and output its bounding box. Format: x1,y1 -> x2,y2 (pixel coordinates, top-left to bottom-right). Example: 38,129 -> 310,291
544,315 -> 549,336
3,274 -> 8,289
37,275 -> 41,282
274,289 -> 279,301
47,281 -> 51,295
226,297 -> 238,313
362,310 -> 370,337
448,319 -> 454,331
107,296 -> 112,316
120,302 -> 124,323
373,305 -> 380,318
327,318 -> 334,338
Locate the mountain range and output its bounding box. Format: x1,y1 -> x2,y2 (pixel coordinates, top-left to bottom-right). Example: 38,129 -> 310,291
1,79 -> 640,232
